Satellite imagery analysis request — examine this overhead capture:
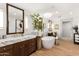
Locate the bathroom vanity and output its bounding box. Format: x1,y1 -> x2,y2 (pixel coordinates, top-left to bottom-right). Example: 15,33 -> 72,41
0,4 -> 37,56
0,35 -> 37,56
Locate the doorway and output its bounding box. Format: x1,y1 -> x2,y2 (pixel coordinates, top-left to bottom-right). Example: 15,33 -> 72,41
62,21 -> 73,40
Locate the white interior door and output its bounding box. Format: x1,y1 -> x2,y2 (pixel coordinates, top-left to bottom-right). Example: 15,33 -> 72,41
62,21 -> 73,40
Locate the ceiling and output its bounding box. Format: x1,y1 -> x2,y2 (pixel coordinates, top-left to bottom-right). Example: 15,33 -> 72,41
10,3 -> 79,12
10,3 -> 55,14
0,3 -> 79,13
8,3 -> 79,18
0,3 -> 79,18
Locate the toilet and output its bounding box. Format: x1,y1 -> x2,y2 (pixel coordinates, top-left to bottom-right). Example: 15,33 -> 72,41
41,36 -> 55,49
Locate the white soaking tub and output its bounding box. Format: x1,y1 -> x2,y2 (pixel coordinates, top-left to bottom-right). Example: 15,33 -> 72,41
41,36 -> 55,49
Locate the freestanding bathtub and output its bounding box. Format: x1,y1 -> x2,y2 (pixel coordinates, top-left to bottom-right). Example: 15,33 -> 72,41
41,36 -> 55,49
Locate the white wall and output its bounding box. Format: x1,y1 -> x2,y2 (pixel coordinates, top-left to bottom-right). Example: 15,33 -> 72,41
0,3 -> 6,35
61,8 -> 79,40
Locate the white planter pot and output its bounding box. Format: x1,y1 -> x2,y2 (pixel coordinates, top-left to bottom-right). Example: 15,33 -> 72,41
38,31 -> 42,36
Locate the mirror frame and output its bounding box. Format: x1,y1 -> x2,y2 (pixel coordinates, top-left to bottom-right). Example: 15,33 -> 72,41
6,3 -> 24,34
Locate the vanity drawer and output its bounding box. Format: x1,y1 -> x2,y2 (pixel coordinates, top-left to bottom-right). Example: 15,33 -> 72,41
0,45 -> 13,56
0,47 -> 5,52
0,45 -> 13,52
0,49 -> 13,56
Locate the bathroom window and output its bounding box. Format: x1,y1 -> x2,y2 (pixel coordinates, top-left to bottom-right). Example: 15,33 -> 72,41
0,9 -> 3,29
25,16 -> 28,29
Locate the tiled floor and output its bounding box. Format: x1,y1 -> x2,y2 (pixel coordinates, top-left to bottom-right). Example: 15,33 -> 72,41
31,39 -> 79,56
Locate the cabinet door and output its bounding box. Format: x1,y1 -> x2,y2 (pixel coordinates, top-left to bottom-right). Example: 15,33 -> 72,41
23,40 -> 29,56
20,43 -> 25,56
2,49 -> 13,56
26,39 -> 37,55
20,39 -> 37,56
13,43 -> 21,56
20,40 -> 29,56
0,47 -> 5,55
0,45 -> 13,56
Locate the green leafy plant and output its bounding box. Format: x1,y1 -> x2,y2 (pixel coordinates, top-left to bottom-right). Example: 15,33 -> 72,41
31,13 -> 44,31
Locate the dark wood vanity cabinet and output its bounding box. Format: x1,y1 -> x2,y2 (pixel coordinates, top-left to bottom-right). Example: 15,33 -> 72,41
0,44 -> 13,56
0,38 -> 37,56
13,42 -> 21,56
26,39 -> 37,55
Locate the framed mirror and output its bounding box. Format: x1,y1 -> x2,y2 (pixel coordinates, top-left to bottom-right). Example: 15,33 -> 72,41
6,3 -> 24,34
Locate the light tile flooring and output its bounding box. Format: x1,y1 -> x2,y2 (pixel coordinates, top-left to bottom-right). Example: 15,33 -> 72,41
31,39 -> 79,56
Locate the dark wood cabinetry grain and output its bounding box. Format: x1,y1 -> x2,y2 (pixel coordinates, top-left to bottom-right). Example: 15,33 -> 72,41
0,44 -> 13,56
13,42 -> 21,56
0,38 -> 37,56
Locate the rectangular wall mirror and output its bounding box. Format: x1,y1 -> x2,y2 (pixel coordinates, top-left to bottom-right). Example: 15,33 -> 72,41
6,3 -> 24,34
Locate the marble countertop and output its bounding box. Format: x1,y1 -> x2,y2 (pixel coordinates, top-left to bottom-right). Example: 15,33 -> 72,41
0,35 -> 37,47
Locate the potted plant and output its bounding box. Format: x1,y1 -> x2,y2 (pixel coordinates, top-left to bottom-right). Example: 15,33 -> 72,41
31,13 -> 44,36
73,25 -> 78,33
